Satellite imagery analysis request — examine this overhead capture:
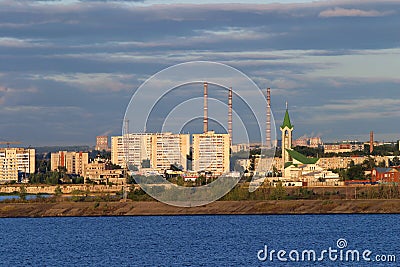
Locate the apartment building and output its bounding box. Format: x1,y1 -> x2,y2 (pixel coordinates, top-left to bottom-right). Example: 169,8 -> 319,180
50,151 -> 89,175
111,134 -> 153,169
192,131 -> 230,176
111,133 -> 190,172
0,148 -> 35,183
95,135 -> 109,151
151,133 -> 190,172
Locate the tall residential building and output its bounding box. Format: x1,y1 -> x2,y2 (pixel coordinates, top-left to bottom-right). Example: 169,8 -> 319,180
151,133 -> 190,172
50,151 -> 89,175
0,148 -> 35,183
95,135 -> 109,151
192,131 -> 230,175
111,133 -> 190,172
111,134 -> 153,169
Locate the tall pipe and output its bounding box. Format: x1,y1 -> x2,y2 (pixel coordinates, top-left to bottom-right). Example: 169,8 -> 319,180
228,87 -> 233,146
370,131 -> 374,154
266,88 -> 271,149
203,82 -> 208,133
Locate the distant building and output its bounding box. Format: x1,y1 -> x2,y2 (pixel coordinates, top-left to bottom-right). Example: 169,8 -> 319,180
192,131 -> 230,176
371,167 -> 400,183
50,151 -> 89,175
323,142 -> 364,154
0,148 -> 35,183
293,137 -> 323,148
95,136 -> 109,151
293,138 -> 308,147
309,137 -> 323,148
231,143 -> 250,153
317,156 -> 367,170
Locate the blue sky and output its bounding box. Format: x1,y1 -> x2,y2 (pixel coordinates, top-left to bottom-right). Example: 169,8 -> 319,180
0,0 -> 399,146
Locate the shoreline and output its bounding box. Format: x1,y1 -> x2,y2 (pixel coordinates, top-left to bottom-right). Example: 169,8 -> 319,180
1,199 -> 400,218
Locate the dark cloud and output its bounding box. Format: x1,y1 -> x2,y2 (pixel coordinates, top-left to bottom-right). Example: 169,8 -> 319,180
0,0 -> 399,145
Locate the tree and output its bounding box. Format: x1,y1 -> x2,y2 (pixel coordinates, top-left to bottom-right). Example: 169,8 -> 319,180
391,157 -> 400,167
346,165 -> 365,180
54,185 -> 62,196
19,186 -> 27,201
270,182 -> 286,200
362,157 -> 376,170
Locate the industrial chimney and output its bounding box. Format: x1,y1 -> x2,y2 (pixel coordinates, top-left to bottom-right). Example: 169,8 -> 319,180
370,131 -> 374,154
266,88 -> 271,149
203,82 -> 208,133
228,87 -> 232,146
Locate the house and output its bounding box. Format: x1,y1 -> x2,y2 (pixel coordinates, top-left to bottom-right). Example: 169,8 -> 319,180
371,167 -> 400,183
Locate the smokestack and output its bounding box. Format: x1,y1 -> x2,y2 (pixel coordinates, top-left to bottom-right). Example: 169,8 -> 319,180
203,82 -> 208,133
228,87 -> 233,146
370,131 -> 374,154
266,88 -> 271,149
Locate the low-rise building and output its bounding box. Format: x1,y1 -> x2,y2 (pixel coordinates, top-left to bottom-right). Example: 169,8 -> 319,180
371,167 -> 400,183
83,158 -> 125,184
231,143 -> 250,153
317,156 -> 367,170
324,142 -> 364,154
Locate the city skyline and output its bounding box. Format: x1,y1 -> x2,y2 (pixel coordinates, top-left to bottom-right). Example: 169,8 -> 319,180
0,0 -> 399,145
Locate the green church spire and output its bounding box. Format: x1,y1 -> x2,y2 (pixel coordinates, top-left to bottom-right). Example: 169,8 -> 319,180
280,101 -> 293,129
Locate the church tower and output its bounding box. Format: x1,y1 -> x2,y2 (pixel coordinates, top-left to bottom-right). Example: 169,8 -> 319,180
280,102 -> 293,174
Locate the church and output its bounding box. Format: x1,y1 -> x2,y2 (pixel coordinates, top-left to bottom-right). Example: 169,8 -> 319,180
280,104 -> 340,185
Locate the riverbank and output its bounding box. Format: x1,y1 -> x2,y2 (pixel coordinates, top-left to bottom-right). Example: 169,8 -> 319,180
0,199 -> 399,217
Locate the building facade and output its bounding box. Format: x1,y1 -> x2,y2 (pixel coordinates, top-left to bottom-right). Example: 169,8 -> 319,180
317,156 -> 368,170
50,151 -> 89,175
111,133 -> 190,173
323,142 -> 364,154
192,131 -> 230,176
150,133 -> 190,172
83,159 -> 125,184
0,148 -> 35,183
95,135 -> 109,151
111,134 -> 153,169
371,167 -> 400,183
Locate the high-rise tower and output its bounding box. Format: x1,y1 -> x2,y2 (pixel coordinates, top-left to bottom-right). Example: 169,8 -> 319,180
280,102 -> 294,173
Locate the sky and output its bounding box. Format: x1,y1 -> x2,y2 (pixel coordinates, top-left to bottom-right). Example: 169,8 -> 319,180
0,0 -> 399,146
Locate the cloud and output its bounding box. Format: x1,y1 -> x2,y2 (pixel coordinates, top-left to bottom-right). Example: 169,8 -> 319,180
33,73 -> 136,92
0,37 -> 48,48
0,0 -> 399,144
319,7 -> 394,18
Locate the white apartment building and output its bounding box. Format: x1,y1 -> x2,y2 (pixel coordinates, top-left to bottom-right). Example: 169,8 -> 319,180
192,131 -> 230,176
111,134 -> 153,169
151,133 -> 190,172
0,148 -> 35,183
111,133 -> 189,172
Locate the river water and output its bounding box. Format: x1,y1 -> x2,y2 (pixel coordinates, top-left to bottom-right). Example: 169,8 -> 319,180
0,214 -> 398,266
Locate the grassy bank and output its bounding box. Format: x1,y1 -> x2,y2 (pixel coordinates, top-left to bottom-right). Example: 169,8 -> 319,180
0,199 -> 399,217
